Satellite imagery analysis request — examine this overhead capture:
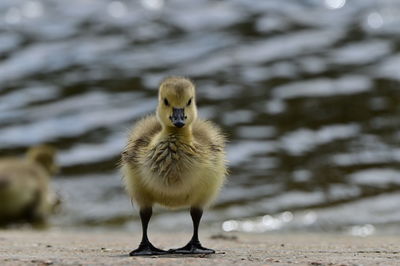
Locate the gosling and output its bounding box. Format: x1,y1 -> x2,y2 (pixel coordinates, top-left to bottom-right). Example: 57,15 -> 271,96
121,77 -> 227,256
0,145 -> 58,225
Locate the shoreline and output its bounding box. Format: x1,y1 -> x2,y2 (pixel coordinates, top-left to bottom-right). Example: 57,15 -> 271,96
0,230 -> 399,265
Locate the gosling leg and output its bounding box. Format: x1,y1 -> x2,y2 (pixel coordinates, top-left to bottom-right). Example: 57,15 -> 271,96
169,207 -> 215,254
129,207 -> 167,256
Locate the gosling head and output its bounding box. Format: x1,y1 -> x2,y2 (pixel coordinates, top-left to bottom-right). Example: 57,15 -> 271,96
26,145 -> 59,175
157,77 -> 197,129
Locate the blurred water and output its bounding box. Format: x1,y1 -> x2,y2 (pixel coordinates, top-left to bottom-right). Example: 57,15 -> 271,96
0,0 -> 400,234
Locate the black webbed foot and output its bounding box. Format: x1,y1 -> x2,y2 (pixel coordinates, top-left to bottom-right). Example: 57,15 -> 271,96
168,240 -> 215,255
130,207 -> 168,256
129,242 -> 168,256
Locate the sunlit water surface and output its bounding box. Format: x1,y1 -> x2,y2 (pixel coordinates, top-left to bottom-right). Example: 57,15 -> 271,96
1,0 -> 400,235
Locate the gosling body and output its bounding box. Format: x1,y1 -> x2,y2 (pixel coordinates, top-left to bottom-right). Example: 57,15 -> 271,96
0,146 -> 58,225
121,77 -> 227,256
122,116 -> 225,208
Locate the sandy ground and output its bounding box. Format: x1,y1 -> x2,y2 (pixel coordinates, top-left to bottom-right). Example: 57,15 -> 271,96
0,230 -> 399,266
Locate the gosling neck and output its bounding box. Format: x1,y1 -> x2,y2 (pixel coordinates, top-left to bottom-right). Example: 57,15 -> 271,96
161,124 -> 193,143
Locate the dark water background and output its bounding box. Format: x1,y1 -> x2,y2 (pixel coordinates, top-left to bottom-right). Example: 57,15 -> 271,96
1,0 -> 400,235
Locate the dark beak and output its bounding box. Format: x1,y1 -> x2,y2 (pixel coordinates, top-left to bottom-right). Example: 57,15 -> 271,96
170,108 -> 185,128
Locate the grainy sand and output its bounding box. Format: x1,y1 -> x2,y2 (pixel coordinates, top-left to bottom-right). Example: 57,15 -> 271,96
0,230 -> 399,266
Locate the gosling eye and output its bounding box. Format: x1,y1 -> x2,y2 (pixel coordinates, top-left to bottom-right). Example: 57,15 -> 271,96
187,98 -> 192,106
164,98 -> 170,106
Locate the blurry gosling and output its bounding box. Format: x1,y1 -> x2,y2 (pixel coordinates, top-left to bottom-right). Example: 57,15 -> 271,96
0,145 -> 59,225
121,77 -> 227,256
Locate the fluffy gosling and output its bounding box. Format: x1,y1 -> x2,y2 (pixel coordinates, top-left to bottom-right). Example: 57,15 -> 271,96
0,145 -> 58,225
121,77 -> 227,256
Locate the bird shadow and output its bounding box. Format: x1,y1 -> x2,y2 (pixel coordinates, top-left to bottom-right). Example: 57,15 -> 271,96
109,252 -> 224,259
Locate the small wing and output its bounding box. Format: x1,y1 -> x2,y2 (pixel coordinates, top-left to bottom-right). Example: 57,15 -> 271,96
121,115 -> 161,164
193,119 -> 226,153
